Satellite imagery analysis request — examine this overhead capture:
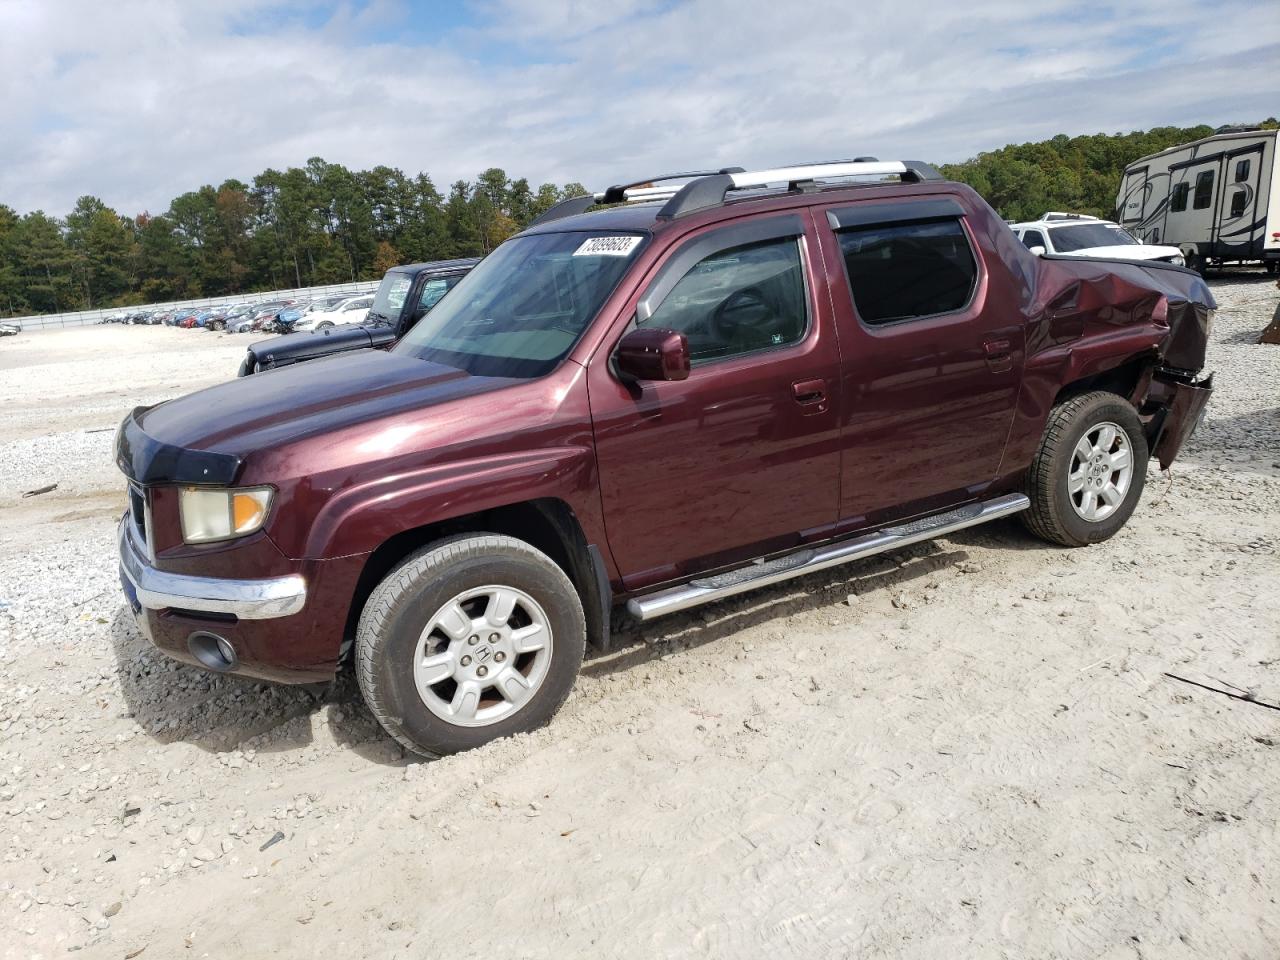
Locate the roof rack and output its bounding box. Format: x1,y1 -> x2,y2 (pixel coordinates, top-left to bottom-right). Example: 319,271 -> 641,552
1042,212 -> 1100,221
526,158 -> 944,228
525,168 -> 747,228
658,159 -> 943,220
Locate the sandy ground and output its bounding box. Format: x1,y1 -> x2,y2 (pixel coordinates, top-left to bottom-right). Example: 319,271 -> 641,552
1,281 -> 1278,960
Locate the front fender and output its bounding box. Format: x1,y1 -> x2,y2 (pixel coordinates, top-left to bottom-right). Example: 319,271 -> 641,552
300,445 -> 600,560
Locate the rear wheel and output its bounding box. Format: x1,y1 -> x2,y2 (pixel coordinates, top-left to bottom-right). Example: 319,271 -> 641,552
356,534 -> 585,758
1022,391 -> 1148,547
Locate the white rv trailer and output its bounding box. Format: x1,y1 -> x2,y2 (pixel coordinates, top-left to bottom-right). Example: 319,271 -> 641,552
1116,127 -> 1279,273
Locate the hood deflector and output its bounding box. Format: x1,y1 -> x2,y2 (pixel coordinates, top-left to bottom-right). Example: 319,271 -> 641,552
116,406 -> 242,486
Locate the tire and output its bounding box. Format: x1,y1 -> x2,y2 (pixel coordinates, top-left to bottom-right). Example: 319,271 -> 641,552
356,534 -> 586,759
1022,391 -> 1149,547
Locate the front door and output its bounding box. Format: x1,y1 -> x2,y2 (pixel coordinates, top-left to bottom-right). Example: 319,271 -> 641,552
589,213 -> 843,591
815,196 -> 1023,527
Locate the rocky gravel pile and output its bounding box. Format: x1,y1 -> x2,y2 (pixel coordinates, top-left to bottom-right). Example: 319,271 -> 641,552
1,281 -> 1277,959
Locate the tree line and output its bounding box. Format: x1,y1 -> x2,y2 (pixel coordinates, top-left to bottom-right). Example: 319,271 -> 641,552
940,119 -> 1278,222
2,120 -> 1276,317
0,162 -> 587,316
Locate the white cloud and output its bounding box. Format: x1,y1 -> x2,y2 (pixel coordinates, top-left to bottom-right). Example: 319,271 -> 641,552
0,0 -> 1275,216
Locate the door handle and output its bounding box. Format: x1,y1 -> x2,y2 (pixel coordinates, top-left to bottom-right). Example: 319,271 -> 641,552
791,378 -> 827,406
982,339 -> 1013,372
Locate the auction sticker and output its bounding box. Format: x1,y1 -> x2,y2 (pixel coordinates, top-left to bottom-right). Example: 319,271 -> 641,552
573,235 -> 642,257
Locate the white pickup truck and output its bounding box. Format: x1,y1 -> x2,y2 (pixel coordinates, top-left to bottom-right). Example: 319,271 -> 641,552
1011,213 -> 1185,266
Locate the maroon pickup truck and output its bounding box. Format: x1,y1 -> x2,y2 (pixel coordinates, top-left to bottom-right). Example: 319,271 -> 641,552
116,159 -> 1214,758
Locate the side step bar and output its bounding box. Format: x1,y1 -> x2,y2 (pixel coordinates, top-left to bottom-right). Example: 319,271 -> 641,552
626,493 -> 1029,622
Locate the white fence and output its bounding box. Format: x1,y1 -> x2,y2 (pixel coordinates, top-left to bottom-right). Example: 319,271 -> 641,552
8,279 -> 382,331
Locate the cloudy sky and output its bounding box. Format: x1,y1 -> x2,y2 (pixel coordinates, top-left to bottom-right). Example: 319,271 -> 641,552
1,0 -> 1276,216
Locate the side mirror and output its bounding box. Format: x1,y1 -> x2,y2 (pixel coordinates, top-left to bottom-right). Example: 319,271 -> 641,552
615,327 -> 690,382
1028,245 -> 1047,257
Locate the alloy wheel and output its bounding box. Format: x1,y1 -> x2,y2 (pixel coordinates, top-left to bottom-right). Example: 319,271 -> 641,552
1068,421 -> 1133,522
412,585 -> 554,728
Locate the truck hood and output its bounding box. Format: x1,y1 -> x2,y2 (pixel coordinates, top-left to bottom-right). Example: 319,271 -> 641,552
244,324 -> 397,371
118,350 -> 508,485
1060,244 -> 1181,261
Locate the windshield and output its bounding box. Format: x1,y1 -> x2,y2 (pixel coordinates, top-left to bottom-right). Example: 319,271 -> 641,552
1050,223 -> 1138,252
370,272 -> 413,323
394,231 -> 646,378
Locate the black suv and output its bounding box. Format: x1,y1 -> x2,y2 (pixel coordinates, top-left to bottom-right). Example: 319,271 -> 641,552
237,259 -> 479,376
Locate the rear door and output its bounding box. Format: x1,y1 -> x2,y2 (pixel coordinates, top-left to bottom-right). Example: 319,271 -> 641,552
1217,143 -> 1266,258
589,213 -> 843,591
1165,156 -> 1221,251
1119,166 -> 1149,238
815,196 -> 1023,527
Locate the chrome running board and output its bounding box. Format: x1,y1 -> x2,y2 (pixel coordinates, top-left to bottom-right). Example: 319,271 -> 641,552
626,493 -> 1029,622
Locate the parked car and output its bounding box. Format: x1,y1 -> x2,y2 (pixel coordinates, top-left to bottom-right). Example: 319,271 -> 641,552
238,261 -> 474,375
0,321 -> 20,336
290,295 -> 374,331
116,158 -> 1214,760
1011,213 -> 1185,265
274,296 -> 347,332
207,304 -> 257,335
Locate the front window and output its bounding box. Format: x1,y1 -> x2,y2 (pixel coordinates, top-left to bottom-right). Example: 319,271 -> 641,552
1047,223 -> 1139,252
370,273 -> 413,323
395,231 -> 646,378
637,237 -> 807,364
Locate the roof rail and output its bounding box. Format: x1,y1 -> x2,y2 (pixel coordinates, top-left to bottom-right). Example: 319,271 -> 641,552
1041,211 -> 1100,221
526,158 -> 944,228
656,159 -> 944,220
524,168 -> 748,228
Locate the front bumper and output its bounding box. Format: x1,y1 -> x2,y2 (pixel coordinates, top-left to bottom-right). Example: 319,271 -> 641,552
118,517 -> 306,619
1150,372 -> 1214,470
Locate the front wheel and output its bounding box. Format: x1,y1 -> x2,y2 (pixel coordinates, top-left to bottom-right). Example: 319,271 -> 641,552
1022,391 -> 1149,547
356,534 -> 586,758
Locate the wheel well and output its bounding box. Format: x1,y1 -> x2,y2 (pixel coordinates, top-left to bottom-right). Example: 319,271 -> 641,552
1052,355 -> 1153,410
341,499 -> 611,659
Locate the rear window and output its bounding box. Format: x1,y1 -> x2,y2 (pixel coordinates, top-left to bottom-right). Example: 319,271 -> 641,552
836,219 -> 977,325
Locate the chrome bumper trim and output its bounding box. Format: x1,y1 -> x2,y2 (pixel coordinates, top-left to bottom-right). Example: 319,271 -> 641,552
118,518 -> 306,620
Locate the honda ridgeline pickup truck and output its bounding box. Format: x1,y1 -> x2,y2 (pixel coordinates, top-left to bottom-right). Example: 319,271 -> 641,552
236,258 -> 478,376
116,159 -> 1214,758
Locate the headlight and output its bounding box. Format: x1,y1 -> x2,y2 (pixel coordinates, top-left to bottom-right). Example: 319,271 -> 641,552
1171,253 -> 1185,267
179,486 -> 273,543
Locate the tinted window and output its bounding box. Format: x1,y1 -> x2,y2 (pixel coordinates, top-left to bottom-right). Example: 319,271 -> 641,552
1171,182 -> 1189,212
837,219 -> 977,324
1230,190 -> 1247,218
639,237 -> 806,364
1193,171 -> 1214,209
1021,230 -> 1046,250
395,231 -> 644,378
418,275 -> 462,310
1235,159 -> 1250,182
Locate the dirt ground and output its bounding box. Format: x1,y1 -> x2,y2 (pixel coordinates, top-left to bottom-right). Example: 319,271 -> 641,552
1,279 -> 1278,960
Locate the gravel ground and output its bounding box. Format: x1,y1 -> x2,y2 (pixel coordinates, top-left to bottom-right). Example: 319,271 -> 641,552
1,280 -> 1277,960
